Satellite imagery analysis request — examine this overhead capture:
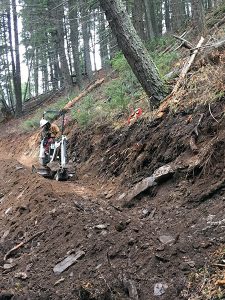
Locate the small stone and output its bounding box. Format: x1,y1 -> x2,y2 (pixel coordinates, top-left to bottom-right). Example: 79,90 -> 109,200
94,224 -> 108,230
16,166 -> 23,171
179,262 -> 191,271
154,283 -> 168,296
159,235 -> 175,245
0,193 -> 4,199
156,245 -> 165,251
5,207 -> 12,215
69,272 -> 74,277
155,254 -> 170,263
187,260 -> 195,267
105,191 -> 113,199
115,221 -> 127,232
3,263 -> 15,270
118,193 -> 126,200
140,243 -> 150,250
14,272 -> 28,280
128,238 -> 136,246
1,230 -> 10,243
100,230 -> 108,236
141,208 -> 150,218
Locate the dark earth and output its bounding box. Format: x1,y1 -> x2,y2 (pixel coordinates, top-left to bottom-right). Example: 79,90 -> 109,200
0,96 -> 225,300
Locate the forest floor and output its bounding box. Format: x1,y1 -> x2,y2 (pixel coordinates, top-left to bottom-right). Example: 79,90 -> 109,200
0,93 -> 225,300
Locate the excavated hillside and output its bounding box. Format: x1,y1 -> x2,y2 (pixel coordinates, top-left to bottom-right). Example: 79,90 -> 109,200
1,7 -> 225,300
0,94 -> 225,300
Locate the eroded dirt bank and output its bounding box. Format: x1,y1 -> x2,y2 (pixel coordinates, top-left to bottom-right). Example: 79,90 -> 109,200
0,100 -> 225,299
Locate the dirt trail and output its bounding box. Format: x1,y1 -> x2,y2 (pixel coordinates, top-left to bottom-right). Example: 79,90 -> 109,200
0,105 -> 225,299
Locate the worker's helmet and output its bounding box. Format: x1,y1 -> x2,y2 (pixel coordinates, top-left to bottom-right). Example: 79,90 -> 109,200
40,118 -> 49,128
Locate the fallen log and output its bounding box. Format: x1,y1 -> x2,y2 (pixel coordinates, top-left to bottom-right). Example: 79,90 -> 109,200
157,37 -> 205,116
172,34 -> 193,50
63,78 -> 105,111
209,15 -> 225,33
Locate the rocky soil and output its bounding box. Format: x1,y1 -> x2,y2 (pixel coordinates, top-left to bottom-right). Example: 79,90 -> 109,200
0,97 -> 225,300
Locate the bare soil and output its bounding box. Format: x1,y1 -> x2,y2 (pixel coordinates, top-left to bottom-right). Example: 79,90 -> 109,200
0,99 -> 225,300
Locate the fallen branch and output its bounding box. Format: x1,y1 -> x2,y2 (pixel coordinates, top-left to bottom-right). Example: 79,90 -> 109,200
172,34 -> 193,50
209,15 -> 225,33
161,31 -> 188,54
209,103 -> 219,123
192,113 -> 204,137
172,37 -> 205,96
190,114 -> 204,153
157,37 -> 205,115
4,230 -> 45,261
63,78 -> 105,111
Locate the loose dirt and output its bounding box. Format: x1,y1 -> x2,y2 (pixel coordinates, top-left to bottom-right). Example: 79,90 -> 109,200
0,99 -> 225,300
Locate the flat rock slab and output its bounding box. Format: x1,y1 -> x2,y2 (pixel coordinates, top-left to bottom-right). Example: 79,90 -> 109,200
159,235 -> 175,245
123,164 -> 174,206
53,250 -> 85,275
153,165 -> 174,182
124,176 -> 156,205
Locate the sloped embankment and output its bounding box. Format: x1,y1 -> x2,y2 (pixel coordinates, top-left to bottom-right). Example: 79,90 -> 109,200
0,98 -> 225,299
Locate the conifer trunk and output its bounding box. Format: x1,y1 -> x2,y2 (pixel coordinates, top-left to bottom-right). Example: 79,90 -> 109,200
99,0 -> 166,105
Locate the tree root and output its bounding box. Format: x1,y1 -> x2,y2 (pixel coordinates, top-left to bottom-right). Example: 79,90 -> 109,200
4,230 -> 46,261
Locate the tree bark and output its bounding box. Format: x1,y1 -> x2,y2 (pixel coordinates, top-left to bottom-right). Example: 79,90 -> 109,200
142,0 -> 155,40
132,0 -> 145,40
11,0 -> 22,116
99,0 -> 166,105
68,0 -> 82,88
98,7 -> 110,68
80,0 -> 93,81
171,0 -> 184,32
48,0 -> 72,91
191,0 -> 205,34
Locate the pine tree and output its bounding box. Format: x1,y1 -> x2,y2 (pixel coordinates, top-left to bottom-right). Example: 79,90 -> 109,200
99,0 -> 166,105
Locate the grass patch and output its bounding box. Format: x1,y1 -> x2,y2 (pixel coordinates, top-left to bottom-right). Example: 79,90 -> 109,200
71,95 -> 109,128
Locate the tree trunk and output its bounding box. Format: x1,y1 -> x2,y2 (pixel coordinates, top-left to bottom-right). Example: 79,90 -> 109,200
191,0 -> 205,34
171,0 -> 184,32
142,0 -> 155,40
132,0 -> 145,40
80,0 -> 93,81
11,0 -> 22,116
164,0 -> 171,32
34,48 -> 39,96
48,0 -> 72,91
99,0 -> 166,105
2,12 -> 14,111
55,1 -> 72,91
98,7 -> 110,68
68,0 -> 82,88
149,0 -> 159,36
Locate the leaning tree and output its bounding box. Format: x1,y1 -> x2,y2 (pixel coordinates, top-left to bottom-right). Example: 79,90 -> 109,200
99,0 -> 166,106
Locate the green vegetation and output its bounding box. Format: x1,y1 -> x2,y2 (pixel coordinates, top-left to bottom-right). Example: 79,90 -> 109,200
21,92 -> 77,131
21,37 -> 178,130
